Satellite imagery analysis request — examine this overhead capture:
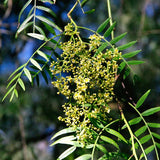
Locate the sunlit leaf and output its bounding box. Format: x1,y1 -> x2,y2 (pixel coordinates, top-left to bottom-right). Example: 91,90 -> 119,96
35,25 -> 47,39
75,154 -> 92,160
104,21 -> 116,38
117,41 -> 137,51
36,5 -> 56,18
58,146 -> 76,160
10,90 -> 15,102
14,89 -> 18,98
24,68 -> 32,82
30,58 -> 42,71
122,117 -> 141,129
142,107 -> 160,116
51,127 -> 76,140
8,64 -> 25,80
27,33 -> 45,40
7,73 -> 21,89
97,18 -> 110,33
136,90 -> 150,108
18,78 -> 25,91
2,84 -> 16,101
37,50 -> 49,61
122,50 -> 141,58
105,128 -> 127,143
17,15 -> 33,35
50,135 -> 76,146
100,135 -> 119,149
36,15 -> 62,32
110,32 -> 127,44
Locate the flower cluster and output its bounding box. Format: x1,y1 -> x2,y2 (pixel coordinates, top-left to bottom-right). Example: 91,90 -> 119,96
50,23 -> 121,145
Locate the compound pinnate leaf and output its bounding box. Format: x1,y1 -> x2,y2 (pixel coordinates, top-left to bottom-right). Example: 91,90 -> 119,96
104,21 -> 116,38
37,50 -> 49,61
122,50 -> 141,59
110,32 -> 127,44
96,144 -> 107,154
27,33 -> 45,40
117,41 -> 137,51
134,126 -> 147,137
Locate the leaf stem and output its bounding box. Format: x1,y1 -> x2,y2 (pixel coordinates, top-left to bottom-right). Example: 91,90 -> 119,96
107,0 -> 114,40
33,0 -> 37,33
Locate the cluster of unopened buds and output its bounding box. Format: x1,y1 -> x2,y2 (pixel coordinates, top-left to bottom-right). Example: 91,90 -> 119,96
50,23 -> 122,145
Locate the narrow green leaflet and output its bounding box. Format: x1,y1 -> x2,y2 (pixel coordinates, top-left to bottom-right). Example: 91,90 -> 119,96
51,127 -> 76,140
84,9 -> 95,14
75,154 -> 92,160
122,50 -> 141,59
142,107 -> 160,116
37,50 -> 49,61
27,33 -> 45,40
30,58 -> 42,71
122,117 -> 142,129
18,78 -> 25,91
97,18 -> 110,33
24,68 -> 32,82
35,25 -> 47,39
2,84 -> 16,101
156,143 -> 160,149
36,6 -> 56,18
8,64 -> 25,80
127,60 -> 144,65
147,123 -> 160,128
58,146 -> 76,160
50,135 -> 76,146
152,132 -> 160,140
140,145 -> 154,160
117,41 -> 137,51
42,21 -> 56,35
36,15 -> 62,32
134,126 -> 147,137
80,0 -> 90,8
136,90 -> 151,108
14,89 -> 18,98
16,15 -> 33,35
95,42 -> 109,56
100,135 -> 119,149
139,135 -> 151,145
7,73 -> 21,89
104,21 -> 116,38
110,32 -> 127,44
18,0 -> 32,23
10,90 -> 15,102
105,128 -> 127,143
96,144 -> 107,154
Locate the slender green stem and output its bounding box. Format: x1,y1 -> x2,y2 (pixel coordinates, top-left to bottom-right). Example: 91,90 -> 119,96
129,103 -> 160,160
118,104 -> 138,160
33,0 -> 36,33
107,0 -> 114,40
91,119 -> 119,160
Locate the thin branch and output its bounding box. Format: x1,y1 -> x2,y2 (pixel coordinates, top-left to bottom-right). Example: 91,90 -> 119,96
107,0 -> 114,40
